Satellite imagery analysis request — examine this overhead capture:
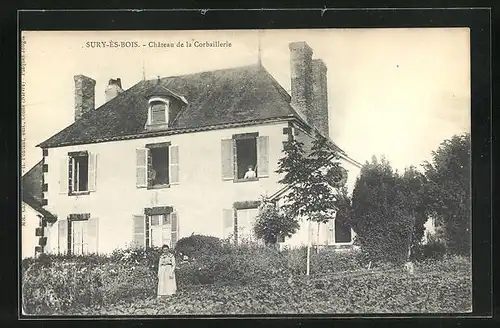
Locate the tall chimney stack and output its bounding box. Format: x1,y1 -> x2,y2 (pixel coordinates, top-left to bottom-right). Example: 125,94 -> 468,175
74,75 -> 96,121
312,59 -> 329,137
289,42 -> 314,124
105,78 -> 124,102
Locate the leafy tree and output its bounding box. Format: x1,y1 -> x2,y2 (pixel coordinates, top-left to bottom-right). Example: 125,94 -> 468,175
350,156 -> 427,263
276,135 -> 347,273
253,198 -> 300,247
276,136 -> 346,224
422,133 -> 471,256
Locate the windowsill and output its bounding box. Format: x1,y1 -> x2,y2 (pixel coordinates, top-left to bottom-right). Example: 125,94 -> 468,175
145,123 -> 169,131
147,184 -> 171,190
233,177 -> 260,183
328,242 -> 354,247
68,191 -> 90,196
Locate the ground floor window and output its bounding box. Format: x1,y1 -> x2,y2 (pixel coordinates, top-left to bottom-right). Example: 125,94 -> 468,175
333,218 -> 352,243
236,207 -> 259,242
71,219 -> 89,255
148,213 -> 172,248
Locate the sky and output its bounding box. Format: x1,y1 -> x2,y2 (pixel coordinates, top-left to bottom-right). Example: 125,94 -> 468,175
21,29 -> 470,175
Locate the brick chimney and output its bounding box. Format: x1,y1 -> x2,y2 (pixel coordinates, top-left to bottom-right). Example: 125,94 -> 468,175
74,75 -> 96,121
105,78 -> 124,102
289,42 -> 314,123
312,59 -> 329,137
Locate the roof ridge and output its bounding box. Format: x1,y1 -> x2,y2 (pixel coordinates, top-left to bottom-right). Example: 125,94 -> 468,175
146,63 -> 261,81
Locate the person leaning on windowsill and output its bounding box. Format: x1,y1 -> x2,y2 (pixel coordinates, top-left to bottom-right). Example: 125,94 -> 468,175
243,165 -> 257,179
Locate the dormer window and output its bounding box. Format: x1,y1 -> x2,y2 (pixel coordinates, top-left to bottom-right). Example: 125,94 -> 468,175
144,83 -> 188,131
150,100 -> 168,124
146,97 -> 170,128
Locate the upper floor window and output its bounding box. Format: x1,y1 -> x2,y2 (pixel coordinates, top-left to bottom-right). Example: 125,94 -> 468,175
221,133 -> 269,182
70,153 -> 89,192
59,151 -> 97,195
136,142 -> 179,189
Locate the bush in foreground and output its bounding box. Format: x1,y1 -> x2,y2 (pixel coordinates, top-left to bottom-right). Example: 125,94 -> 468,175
174,235 -> 222,259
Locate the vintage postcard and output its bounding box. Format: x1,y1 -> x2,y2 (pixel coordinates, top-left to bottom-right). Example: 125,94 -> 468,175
21,28 -> 472,316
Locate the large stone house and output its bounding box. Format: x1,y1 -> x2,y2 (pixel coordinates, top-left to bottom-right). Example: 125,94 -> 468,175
22,41 -> 362,256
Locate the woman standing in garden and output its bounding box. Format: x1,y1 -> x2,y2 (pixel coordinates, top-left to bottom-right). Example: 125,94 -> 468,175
157,244 -> 177,297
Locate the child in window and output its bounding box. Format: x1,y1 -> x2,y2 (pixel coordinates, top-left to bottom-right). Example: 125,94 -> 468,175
244,165 -> 257,179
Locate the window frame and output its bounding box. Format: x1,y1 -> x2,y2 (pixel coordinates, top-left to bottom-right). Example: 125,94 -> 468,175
68,151 -> 90,196
144,206 -> 174,249
67,213 -> 91,256
146,97 -> 170,128
233,201 -> 261,244
145,142 -> 172,189
232,132 -> 259,183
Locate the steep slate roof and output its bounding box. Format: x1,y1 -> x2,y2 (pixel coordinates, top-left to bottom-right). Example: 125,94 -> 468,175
21,160 -> 56,221
38,64 -> 301,148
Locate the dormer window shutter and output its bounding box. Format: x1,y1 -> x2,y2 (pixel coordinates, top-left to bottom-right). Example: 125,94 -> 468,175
150,101 -> 167,124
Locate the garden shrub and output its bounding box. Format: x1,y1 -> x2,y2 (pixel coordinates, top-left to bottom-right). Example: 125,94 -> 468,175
422,237 -> 447,260
176,242 -> 289,286
110,246 -> 164,273
281,246 -> 307,275
99,262 -> 157,305
22,250 -> 160,315
310,249 -> 364,274
175,234 -> 222,259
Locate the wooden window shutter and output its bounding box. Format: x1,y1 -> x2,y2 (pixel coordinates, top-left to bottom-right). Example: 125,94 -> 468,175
87,217 -> 99,254
257,136 -> 270,177
169,145 -> 180,184
136,148 -> 148,188
151,102 -> 166,124
57,219 -> 68,255
88,152 -> 98,192
171,211 -> 179,247
221,139 -> 234,180
132,215 -> 146,249
59,156 -> 69,194
223,208 -> 233,232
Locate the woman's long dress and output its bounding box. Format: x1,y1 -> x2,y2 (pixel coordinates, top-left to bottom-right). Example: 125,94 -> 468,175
157,253 -> 177,296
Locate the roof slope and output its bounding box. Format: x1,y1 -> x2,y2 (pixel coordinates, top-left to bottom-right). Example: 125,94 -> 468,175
21,160 -> 56,220
39,64 -> 298,148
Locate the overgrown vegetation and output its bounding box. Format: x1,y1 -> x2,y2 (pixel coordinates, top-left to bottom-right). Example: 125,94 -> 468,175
349,157 -> 428,263
47,255 -> 471,315
22,238 -> 471,315
253,199 -> 300,246
422,133 -> 471,256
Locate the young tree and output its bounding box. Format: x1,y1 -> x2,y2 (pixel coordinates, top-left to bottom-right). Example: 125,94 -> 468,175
276,135 -> 346,274
423,133 -> 471,256
253,198 -> 300,247
350,156 -> 427,263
